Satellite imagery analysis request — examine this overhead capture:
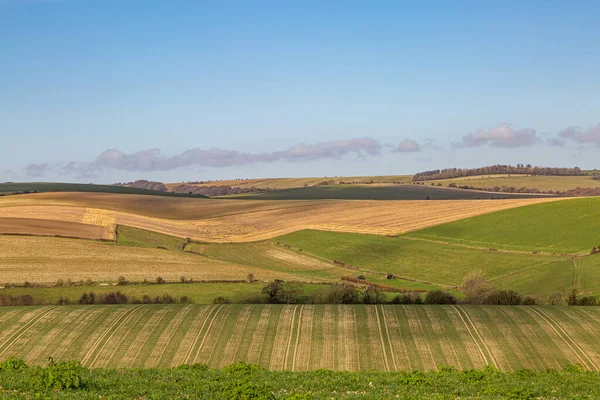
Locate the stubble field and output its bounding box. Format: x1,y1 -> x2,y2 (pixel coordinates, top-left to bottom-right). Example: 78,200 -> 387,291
0,192 -> 564,242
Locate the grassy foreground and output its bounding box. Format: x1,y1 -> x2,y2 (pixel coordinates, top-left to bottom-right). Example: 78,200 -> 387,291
1,361 -> 600,399
1,305 -> 599,372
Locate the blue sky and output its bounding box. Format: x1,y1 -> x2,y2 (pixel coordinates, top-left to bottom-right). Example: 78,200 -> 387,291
1,0 -> 599,183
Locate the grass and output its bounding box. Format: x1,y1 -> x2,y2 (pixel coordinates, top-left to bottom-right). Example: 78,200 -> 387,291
116,225 -> 186,251
405,197 -> 600,254
0,305 -> 599,372
274,230 -> 568,295
0,192 -> 562,242
430,174 -> 600,192
0,182 -> 207,198
0,282 -> 330,304
226,184 -> 554,200
3,362 -> 600,399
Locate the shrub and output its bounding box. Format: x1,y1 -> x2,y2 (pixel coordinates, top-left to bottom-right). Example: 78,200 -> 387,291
391,292 -> 421,304
213,296 -> 231,304
277,282 -> 304,304
311,285 -> 360,304
262,280 -> 283,303
0,357 -> 27,371
547,292 -> 563,305
462,270 -> 493,304
485,290 -> 522,305
31,359 -> 87,391
521,296 -> 538,305
246,273 -> 255,283
78,292 -> 96,305
99,292 -> 128,304
117,276 -> 127,286
362,286 -> 385,304
156,277 -> 166,284
424,291 -> 457,304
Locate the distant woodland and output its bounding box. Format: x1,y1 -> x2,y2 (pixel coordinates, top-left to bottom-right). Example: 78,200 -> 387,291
413,164 -> 583,181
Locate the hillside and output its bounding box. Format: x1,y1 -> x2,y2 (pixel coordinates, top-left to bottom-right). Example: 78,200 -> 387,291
405,197 -> 600,255
0,182 -> 207,198
0,192 -> 560,242
0,304 -> 599,371
429,174 -> 600,193
275,230 -> 574,297
226,184 -> 557,200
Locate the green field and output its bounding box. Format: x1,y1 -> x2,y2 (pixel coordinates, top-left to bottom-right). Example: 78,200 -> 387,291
0,305 -> 599,372
0,282 -> 332,305
405,197 -> 600,255
0,182 -> 207,198
275,230 -> 571,296
3,362 -> 600,399
226,184 -> 553,200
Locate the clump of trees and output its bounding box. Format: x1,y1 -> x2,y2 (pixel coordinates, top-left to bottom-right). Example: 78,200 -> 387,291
461,271 -> 538,305
413,164 -> 583,181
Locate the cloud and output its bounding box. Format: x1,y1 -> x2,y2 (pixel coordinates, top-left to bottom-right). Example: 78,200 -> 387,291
559,123 -> 600,145
60,161 -> 100,180
24,163 -> 50,177
93,137 -> 383,172
393,139 -> 421,153
454,124 -> 541,148
546,137 -> 566,147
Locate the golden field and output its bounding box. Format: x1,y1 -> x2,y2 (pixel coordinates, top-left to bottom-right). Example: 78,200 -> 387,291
164,175 -> 414,190
0,192 -> 565,243
0,235 -> 325,284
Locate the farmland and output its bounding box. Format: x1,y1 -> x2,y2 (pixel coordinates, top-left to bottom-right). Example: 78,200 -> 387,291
405,197 -> 600,255
165,175 -> 414,191
226,184 -> 555,200
275,230 -> 575,296
0,182 -> 206,198
0,305 -> 599,372
0,192 -> 563,242
429,174 -> 600,192
0,235 -> 315,285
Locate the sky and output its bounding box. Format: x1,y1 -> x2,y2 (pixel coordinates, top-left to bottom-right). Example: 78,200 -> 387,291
1,0 -> 599,183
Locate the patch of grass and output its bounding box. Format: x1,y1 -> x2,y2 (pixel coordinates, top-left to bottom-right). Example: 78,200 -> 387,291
405,197 -> 600,254
275,230 -> 564,292
116,225 -> 186,251
0,282 -> 328,304
227,184 -> 551,200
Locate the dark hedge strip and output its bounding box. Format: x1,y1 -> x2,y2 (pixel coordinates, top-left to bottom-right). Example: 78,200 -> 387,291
1,358 -> 600,399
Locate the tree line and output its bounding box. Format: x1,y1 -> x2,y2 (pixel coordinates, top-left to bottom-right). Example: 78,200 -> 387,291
413,164 -> 583,181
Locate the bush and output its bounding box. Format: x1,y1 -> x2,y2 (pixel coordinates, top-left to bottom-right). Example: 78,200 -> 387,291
362,286 -> 385,304
78,292 -> 96,305
310,285 -> 359,304
485,290 -> 522,305
213,296 -> 231,304
0,357 -> 28,371
156,277 -> 166,284
391,292 -> 421,304
31,359 -> 87,391
99,292 -> 128,304
117,276 -> 127,286
424,291 -> 457,304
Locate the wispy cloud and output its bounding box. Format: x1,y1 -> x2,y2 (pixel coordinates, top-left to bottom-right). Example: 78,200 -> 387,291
454,124 -> 541,149
393,139 -> 421,153
24,163 -> 50,177
87,137 -> 384,172
559,123 -> 600,145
